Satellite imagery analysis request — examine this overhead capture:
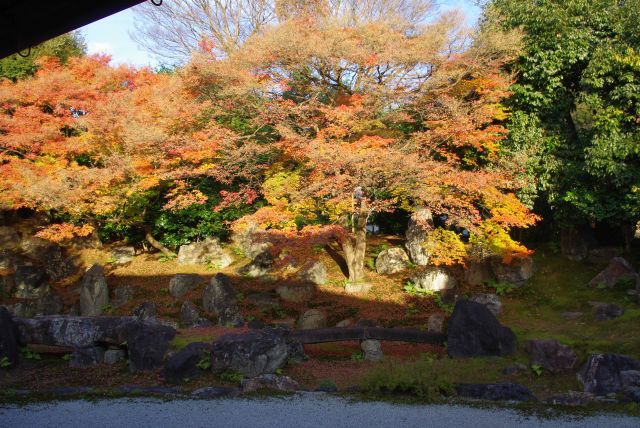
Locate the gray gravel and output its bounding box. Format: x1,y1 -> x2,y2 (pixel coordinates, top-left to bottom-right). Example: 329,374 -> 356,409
0,393 -> 638,428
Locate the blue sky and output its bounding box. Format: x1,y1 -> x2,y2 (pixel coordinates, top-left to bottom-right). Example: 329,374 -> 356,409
81,1 -> 481,67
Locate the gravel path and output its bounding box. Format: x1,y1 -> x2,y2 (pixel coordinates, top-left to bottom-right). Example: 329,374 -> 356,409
1,393 -> 638,428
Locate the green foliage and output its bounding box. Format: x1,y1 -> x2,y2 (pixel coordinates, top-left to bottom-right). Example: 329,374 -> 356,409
350,352 -> 365,361
20,347 -> 41,361
531,364 -> 544,377
404,282 -> 454,314
0,32 -> 86,81
493,0 -> 640,231
488,281 -> 517,296
197,355 -> 212,370
318,379 -> 337,390
0,356 -> 11,368
361,354 -> 455,400
219,370 -> 244,383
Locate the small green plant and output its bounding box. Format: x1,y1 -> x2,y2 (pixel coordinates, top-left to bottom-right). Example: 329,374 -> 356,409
361,354 -> 454,400
101,304 -> 114,314
275,368 -> 284,375
318,379 -> 337,390
197,355 -> 212,370
0,356 -> 11,368
230,246 -> 246,257
370,243 -> 389,257
489,281 -> 516,296
62,354 -> 71,361
403,282 -> 453,315
158,252 -> 177,262
366,258 -> 376,271
312,244 -> 325,254
105,256 -> 118,265
246,315 -> 256,322
236,292 -> 245,301
531,364 -> 543,377
20,347 -> 41,361
220,370 -> 244,383
351,352 -> 365,361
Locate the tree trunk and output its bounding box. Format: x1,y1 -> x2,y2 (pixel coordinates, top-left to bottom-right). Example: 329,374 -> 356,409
342,190 -> 369,284
145,231 -> 176,257
622,222 -> 633,254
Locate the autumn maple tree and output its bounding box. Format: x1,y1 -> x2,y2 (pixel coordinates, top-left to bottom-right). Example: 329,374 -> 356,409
183,7 -> 537,284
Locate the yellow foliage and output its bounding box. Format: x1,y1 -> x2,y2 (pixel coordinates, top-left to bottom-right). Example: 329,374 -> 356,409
470,221 -> 532,263
422,228 -> 467,266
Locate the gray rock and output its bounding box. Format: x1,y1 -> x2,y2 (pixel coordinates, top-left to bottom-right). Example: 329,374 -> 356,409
19,236 -> 53,260
230,222 -> 270,259
42,246 -> 77,282
36,291 -> 63,315
470,294 -> 502,317
241,374 -> 300,393
298,309 -> 326,330
104,348 -> 126,365
336,319 -> 353,328
578,354 -> 640,396
3,302 -> 36,318
110,246 -> 135,264
447,300 -> 516,358
126,320 -> 176,372
427,313 -> 445,334
361,339 -> 383,362
490,257 -> 534,286
276,283 -> 315,303
202,273 -> 243,327
297,260 -> 328,285
211,328 -> 299,377
590,302 -> 625,320
177,237 -> 233,267
526,339 -> 576,372
15,316 -> 134,347
589,257 -> 637,288
0,307 -> 18,367
375,247 -> 410,275
69,346 -> 105,367
237,250 -> 273,278
163,342 -> 210,383
112,285 -> 135,308
344,282 -> 373,294
411,267 -> 457,293
561,311 -> 583,320
79,264 -> 109,316
133,301 -> 157,321
405,207 -> 433,266
179,301 -> 211,328
13,265 -> 47,299
456,382 -> 536,402
169,274 -> 202,298
464,260 -> 495,286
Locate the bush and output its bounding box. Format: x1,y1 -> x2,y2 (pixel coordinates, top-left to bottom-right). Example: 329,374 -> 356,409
361,354 -> 454,400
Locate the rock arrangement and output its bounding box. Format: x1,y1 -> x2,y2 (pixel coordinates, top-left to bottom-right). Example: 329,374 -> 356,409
202,274 -> 244,327
79,265 -> 109,316
589,257 -> 638,288
375,247 -> 410,275
526,339 -> 576,372
447,300 -> 516,358
177,237 -> 233,267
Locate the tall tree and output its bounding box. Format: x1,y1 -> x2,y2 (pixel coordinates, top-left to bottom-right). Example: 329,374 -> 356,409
490,0 -> 640,249
185,11 -> 534,283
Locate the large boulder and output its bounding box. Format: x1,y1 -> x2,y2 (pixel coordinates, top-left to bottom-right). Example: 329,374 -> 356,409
447,300 -> 516,358
404,208 -> 433,266
13,265 -> 48,299
211,328 -> 301,377
411,267 -> 457,293
14,316 -> 134,347
126,320 -> 176,372
237,250 -> 273,278
169,274 -> 202,298
231,222 -> 270,259
589,257 -> 638,288
375,247 -> 410,275
578,354 -> 640,396
133,301 -> 157,321
464,260 -> 495,286
490,257 -> 534,286
298,309 -> 326,330
163,342 -> 210,383
179,301 -> 211,328
112,285 -> 135,308
202,273 -> 243,327
470,293 -> 502,317
361,339 -> 383,362
0,307 -> 18,367
69,346 -> 105,368
79,264 -> 109,316
526,339 -> 576,372
456,382 -> 536,402
177,237 -> 233,267
276,283 -> 315,303
297,260 -> 328,285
